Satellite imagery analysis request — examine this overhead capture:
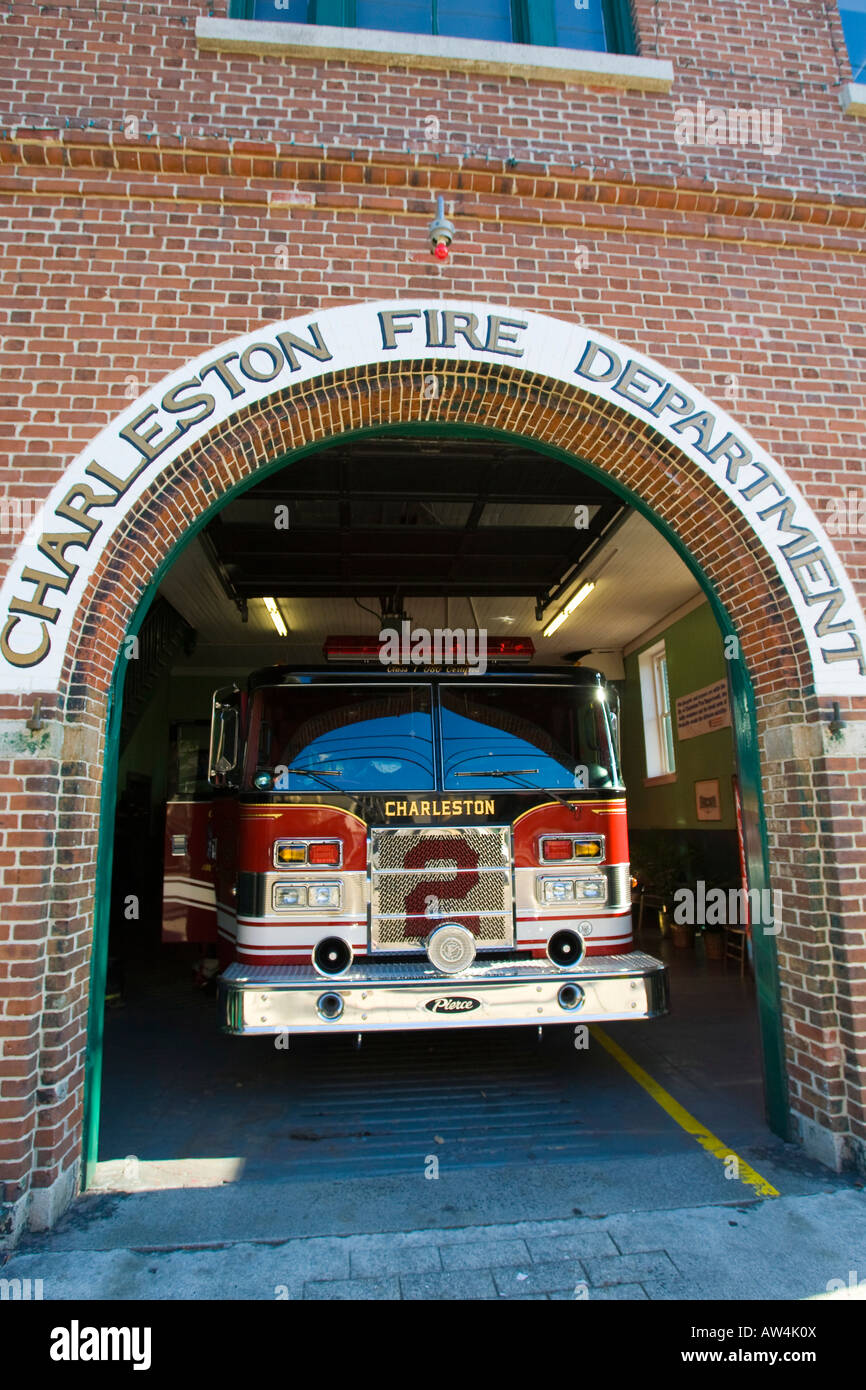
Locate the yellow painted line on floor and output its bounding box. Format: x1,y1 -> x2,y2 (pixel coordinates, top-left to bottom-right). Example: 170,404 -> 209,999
590,1025 -> 780,1199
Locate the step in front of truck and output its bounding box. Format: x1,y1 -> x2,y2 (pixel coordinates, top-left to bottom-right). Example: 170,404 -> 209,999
219,951 -> 670,1034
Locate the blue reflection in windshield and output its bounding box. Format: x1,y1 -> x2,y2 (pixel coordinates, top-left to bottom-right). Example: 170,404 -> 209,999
441,708 -> 574,789
285,710 -> 434,791
441,703 -> 615,790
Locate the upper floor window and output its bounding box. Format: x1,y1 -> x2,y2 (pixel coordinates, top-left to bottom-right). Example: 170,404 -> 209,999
235,0 -> 634,53
638,639 -> 676,780
840,0 -> 866,80
356,0 -> 517,42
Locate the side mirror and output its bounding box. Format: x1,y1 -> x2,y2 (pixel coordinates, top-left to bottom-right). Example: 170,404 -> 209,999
609,709 -> 620,758
209,685 -> 242,788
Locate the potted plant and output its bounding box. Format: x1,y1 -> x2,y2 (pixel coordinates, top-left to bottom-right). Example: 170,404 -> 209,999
699,875 -> 736,960
632,838 -> 692,945
670,912 -> 695,950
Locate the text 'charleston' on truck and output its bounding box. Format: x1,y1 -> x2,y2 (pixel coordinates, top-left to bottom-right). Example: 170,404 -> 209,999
163,637 -> 669,1035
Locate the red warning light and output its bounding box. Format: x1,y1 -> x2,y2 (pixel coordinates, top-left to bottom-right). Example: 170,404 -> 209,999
485,637 -> 536,661
433,240 -> 449,262
542,838 -> 574,862
323,636 -> 384,661
308,840 -> 342,865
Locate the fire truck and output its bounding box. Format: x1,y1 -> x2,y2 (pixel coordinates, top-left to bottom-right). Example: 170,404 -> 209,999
163,637 -> 669,1035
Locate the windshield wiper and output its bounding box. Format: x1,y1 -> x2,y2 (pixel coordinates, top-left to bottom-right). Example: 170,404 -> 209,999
455,769 -> 539,776
453,767 -> 581,818
279,765 -> 344,791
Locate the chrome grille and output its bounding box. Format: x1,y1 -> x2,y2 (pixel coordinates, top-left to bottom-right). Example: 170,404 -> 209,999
370,825 -> 513,953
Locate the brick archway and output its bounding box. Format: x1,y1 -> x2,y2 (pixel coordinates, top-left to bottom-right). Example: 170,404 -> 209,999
67,361 -> 811,707
5,354 -> 865,1242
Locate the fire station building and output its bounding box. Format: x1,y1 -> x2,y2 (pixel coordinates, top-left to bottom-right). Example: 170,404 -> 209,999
1,0 -> 866,1246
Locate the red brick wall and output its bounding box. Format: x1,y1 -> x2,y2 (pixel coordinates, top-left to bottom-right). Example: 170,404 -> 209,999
1,0 -> 865,1238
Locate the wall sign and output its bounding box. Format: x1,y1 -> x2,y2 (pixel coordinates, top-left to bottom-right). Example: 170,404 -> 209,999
676,679 -> 733,742
0,299 -> 864,696
695,779 -> 722,821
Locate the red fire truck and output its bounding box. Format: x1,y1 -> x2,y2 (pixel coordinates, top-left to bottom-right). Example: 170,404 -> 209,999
163,638 -> 668,1034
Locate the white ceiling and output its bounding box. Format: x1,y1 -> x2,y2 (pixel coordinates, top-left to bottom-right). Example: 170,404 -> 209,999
160,510 -> 702,681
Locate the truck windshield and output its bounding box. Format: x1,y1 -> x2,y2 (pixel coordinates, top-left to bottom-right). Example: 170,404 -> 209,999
440,683 -> 622,791
246,684 -> 435,792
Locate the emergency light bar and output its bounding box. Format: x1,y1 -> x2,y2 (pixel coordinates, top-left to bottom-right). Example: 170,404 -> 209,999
323,635 -> 535,663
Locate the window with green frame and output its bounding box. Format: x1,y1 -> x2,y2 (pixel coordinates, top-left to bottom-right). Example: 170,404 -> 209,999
229,0 -> 637,53
839,0 -> 866,80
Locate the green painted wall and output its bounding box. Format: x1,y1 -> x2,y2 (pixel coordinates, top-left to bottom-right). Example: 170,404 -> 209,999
117,670 -> 232,807
117,672 -> 170,809
621,600 -> 736,832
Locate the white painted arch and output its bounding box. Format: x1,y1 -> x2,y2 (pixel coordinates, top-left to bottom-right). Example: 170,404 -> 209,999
1,299 -> 864,696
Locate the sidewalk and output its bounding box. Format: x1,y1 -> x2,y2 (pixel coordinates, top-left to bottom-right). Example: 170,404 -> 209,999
4,1188 -> 865,1300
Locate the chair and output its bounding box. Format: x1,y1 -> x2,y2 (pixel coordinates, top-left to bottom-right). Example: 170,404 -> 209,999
633,883 -> 668,940
633,881 -> 645,938
724,925 -> 749,977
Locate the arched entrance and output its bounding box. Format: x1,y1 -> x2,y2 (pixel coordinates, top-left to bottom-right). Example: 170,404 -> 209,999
3,301 -> 864,1219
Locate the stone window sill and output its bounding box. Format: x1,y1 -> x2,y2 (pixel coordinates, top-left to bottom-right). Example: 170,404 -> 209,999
196,17 -> 674,91
841,82 -> 866,116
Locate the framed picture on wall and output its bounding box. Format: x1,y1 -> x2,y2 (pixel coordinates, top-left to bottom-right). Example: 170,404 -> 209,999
695,779 -> 722,821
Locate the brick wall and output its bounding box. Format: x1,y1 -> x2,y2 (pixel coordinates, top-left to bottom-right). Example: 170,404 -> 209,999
1,0 -> 865,1239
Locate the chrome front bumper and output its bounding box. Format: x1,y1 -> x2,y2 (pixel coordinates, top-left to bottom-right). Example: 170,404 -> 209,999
218,952 -> 669,1035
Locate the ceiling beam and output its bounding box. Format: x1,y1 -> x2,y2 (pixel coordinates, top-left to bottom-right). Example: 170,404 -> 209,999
534,505 -> 632,620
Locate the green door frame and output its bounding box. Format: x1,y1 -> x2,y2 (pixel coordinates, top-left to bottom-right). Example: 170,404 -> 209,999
82,419 -> 789,1182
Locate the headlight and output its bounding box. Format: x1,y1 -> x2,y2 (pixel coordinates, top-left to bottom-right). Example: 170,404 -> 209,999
542,878 -> 577,903
311,883 -> 341,908
538,875 -> 607,906
274,884 -> 307,909
272,881 -> 343,911
580,878 -> 606,901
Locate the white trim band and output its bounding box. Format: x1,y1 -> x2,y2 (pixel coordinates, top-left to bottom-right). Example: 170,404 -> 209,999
841,82 -> 866,116
195,17 -> 674,91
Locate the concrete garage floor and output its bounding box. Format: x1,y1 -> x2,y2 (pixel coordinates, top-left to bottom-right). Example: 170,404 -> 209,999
95,931 -> 828,1198
8,932 -> 865,1300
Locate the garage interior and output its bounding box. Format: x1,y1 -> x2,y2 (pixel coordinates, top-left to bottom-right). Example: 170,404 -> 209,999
94,430 -> 810,1207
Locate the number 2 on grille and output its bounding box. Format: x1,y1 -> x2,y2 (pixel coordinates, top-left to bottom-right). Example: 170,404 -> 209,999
403,837 -> 481,936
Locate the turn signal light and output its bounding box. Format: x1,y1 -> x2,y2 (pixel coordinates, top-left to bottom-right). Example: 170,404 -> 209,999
274,839 -> 343,868
276,844 -> 306,864
574,840 -> 603,858
539,834 -> 604,863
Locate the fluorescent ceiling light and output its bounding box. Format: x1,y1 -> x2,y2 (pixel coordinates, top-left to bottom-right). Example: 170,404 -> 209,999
263,596 -> 288,637
542,580 -> 596,638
